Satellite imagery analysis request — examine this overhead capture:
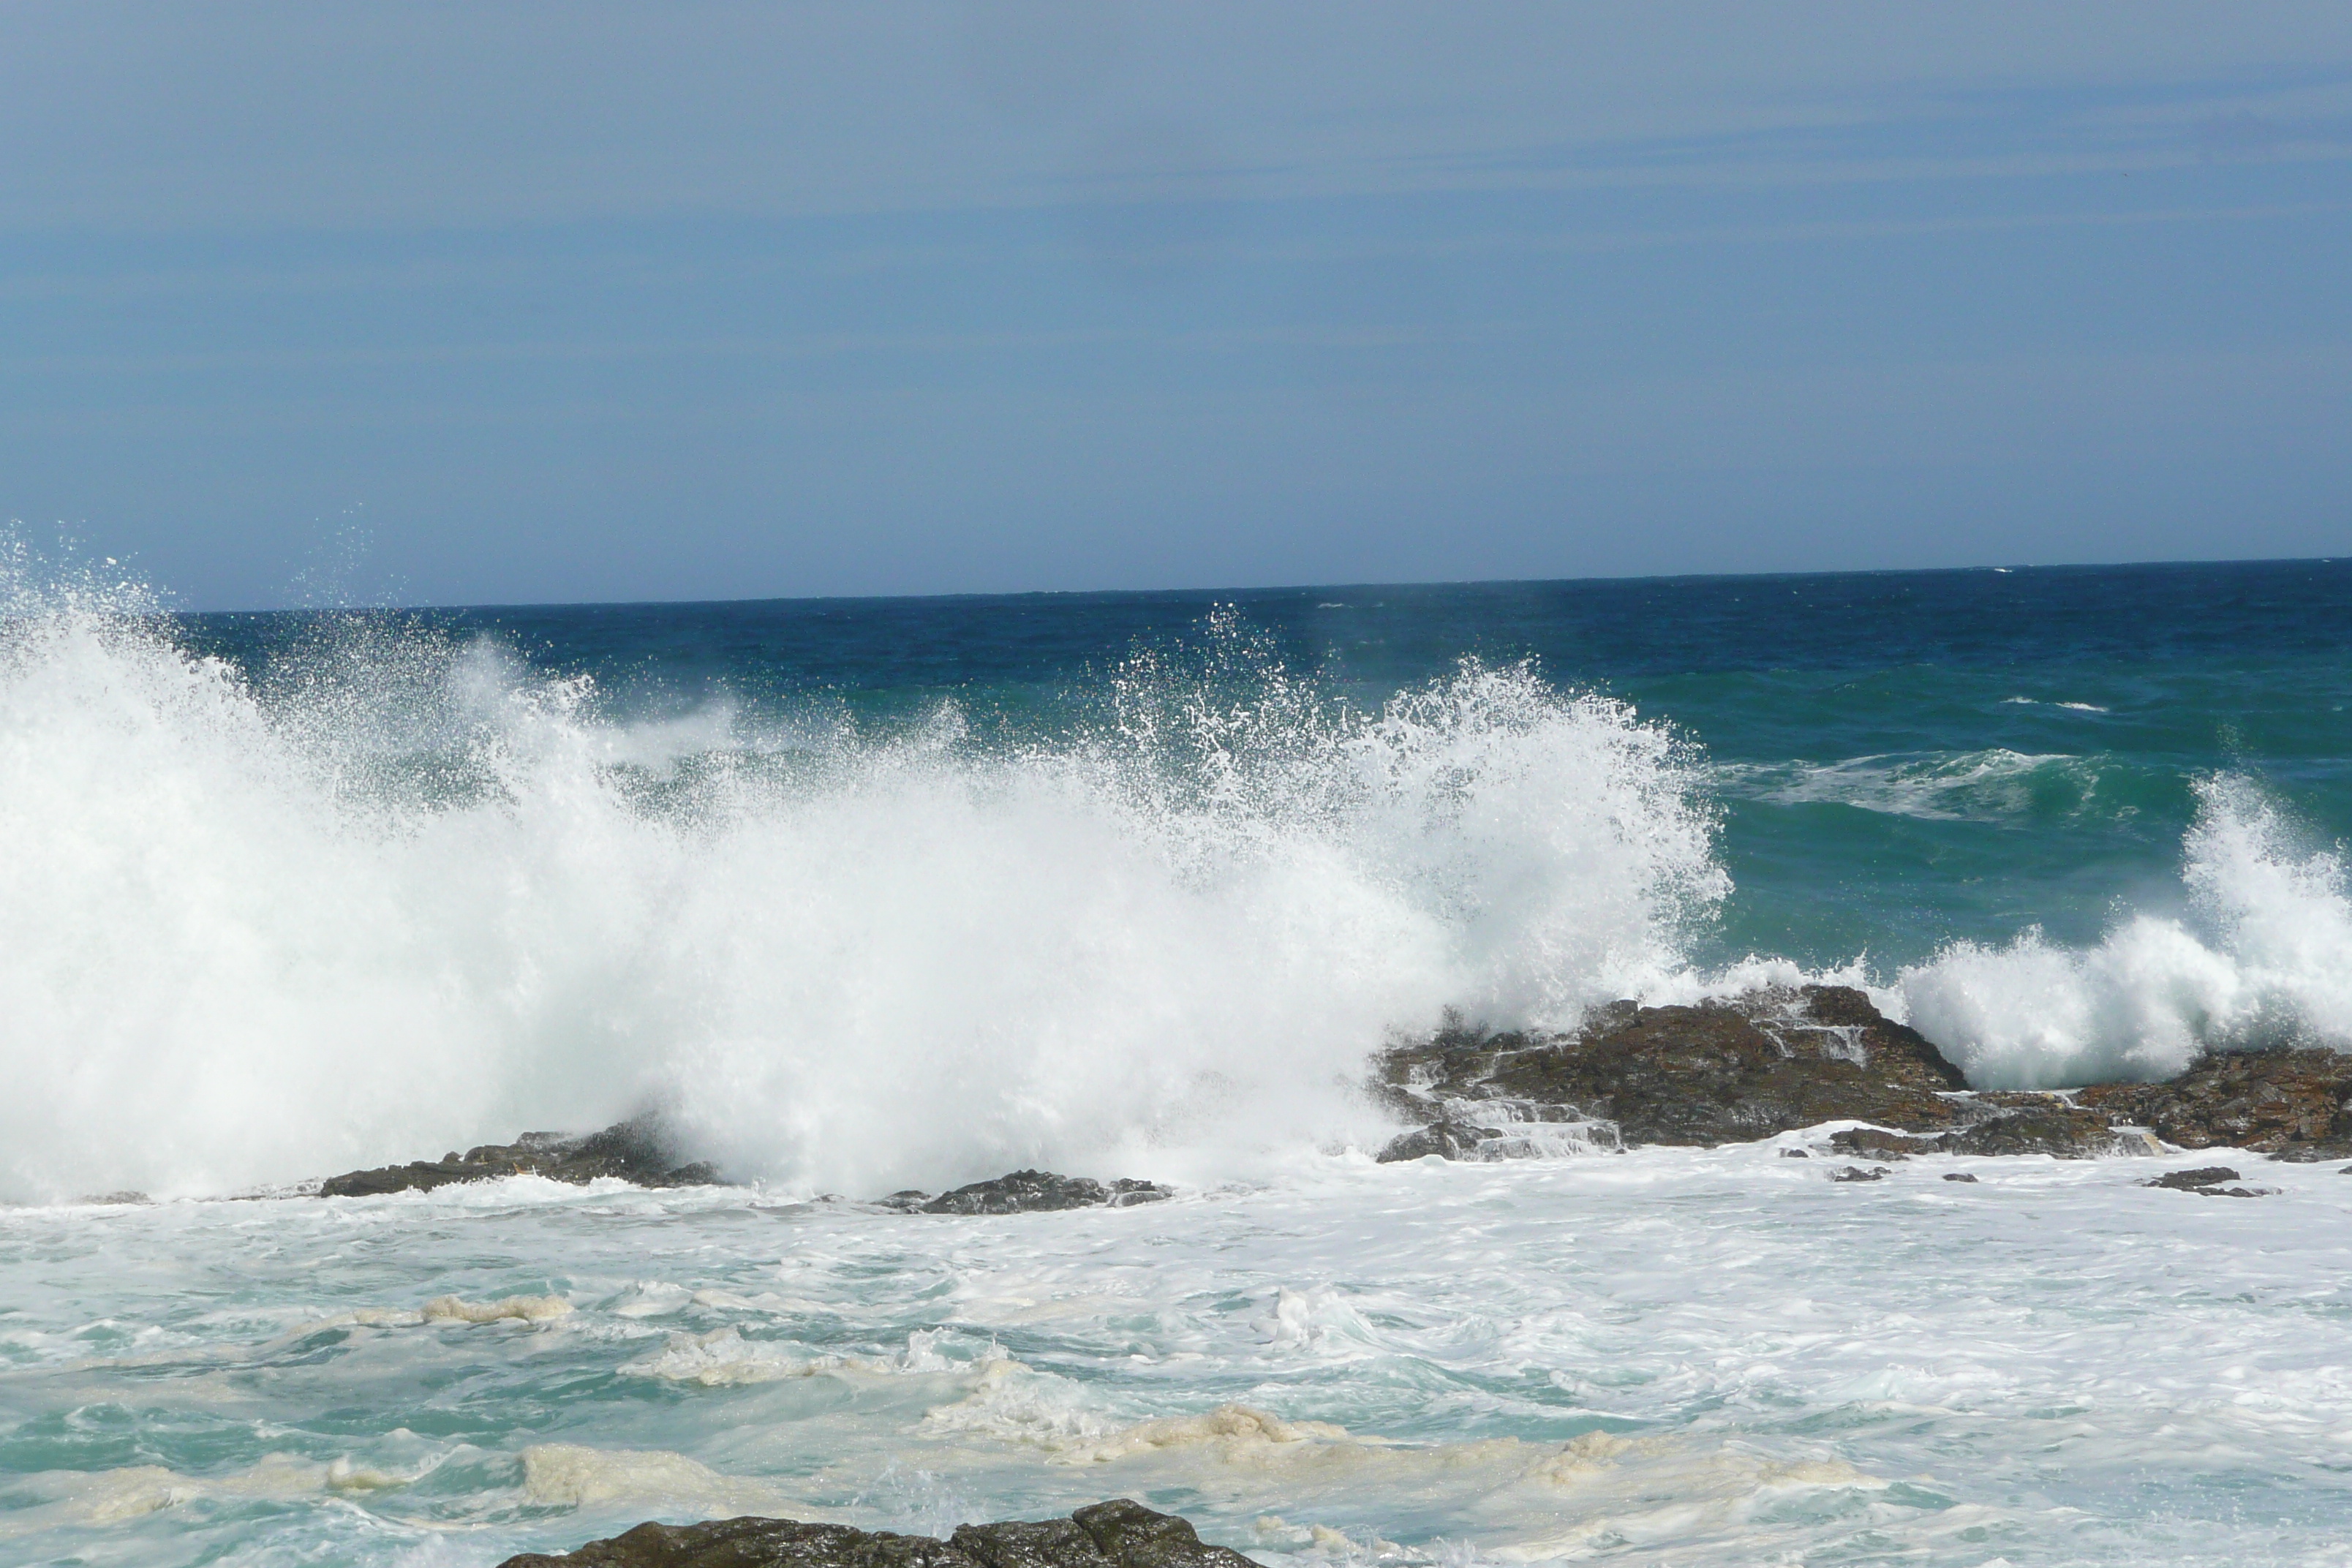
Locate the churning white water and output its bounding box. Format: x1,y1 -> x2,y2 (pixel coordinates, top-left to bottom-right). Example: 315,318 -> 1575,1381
7,1146 -> 2352,1568
0,583 -> 1725,1202
1897,774 -> 2352,1088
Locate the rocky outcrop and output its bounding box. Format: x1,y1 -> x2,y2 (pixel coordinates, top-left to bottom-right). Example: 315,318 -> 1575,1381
1374,985 -> 2352,1165
881,1170 -> 1174,1215
494,1499 -> 1254,1568
320,1115 -> 720,1197
1825,1103 -> 2133,1160
2141,1165 -> 2274,1197
1376,986 -> 2002,1159
2076,1048 -> 2352,1162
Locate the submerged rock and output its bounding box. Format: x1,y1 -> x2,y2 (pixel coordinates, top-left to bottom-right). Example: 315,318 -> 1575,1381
2141,1164 -> 2272,1196
1829,1165 -> 1888,1183
911,1171 -> 1172,1215
2076,1048 -> 2352,1162
320,1115 -> 720,1197
494,1499 -> 1254,1568
1376,986 -> 1976,1159
2145,1166 -> 2242,1189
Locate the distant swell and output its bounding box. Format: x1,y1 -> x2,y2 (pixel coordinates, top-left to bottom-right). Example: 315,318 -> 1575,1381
0,577 -> 1725,1200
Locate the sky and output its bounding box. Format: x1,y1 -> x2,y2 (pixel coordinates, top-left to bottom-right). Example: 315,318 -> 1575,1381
3,2 -> 2349,610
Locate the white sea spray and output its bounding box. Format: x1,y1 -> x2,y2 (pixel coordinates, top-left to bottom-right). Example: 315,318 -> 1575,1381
0,571 -> 1723,1201
1900,774 -> 2352,1085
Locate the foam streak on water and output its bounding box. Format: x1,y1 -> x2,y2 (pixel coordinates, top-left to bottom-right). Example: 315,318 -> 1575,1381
6,1153 -> 2352,1567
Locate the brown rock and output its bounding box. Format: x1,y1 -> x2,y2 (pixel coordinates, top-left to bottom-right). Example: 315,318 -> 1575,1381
2076,1048 -> 2352,1161
1376,985 -> 1970,1157
1823,1101 -> 2130,1161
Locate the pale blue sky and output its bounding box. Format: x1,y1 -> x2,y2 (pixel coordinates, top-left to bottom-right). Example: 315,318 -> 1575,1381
4,2 -> 2350,608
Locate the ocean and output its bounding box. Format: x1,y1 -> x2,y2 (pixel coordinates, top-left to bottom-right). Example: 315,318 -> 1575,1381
4,557 -> 2351,1565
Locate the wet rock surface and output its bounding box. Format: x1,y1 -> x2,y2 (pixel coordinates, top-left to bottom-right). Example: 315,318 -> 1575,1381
320,1115 -> 720,1197
2141,1165 -> 2274,1197
2075,1048 -> 2352,1162
1376,986 -> 1986,1159
892,1170 -> 1174,1215
1371,984 -> 2352,1164
1825,1104 -> 2132,1161
494,1499 -> 1254,1568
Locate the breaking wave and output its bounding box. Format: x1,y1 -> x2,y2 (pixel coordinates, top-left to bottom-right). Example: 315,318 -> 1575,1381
0,560 -> 1726,1201
1899,774 -> 2352,1086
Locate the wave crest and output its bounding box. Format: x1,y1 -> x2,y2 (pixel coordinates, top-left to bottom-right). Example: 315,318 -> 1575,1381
1900,774 -> 2352,1086
0,570 -> 1723,1199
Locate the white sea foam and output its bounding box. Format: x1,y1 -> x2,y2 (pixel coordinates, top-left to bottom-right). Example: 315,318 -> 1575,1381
1719,748 -> 2100,823
519,1443 -> 815,1515
0,566 -> 1724,1200
1901,774 -> 2352,1085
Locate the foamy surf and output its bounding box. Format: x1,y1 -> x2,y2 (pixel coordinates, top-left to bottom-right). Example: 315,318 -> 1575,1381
1899,774 -> 2352,1085
0,575 -> 1725,1201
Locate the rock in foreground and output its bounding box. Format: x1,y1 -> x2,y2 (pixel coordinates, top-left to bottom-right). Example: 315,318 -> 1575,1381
321,1115 -> 719,1197
883,1170 -> 1173,1215
494,1498 -> 1254,1568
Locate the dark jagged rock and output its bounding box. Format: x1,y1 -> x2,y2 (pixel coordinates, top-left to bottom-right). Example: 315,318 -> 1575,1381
2145,1166 -> 2242,1190
1371,985 -> 2227,1163
494,1499 -> 1254,1568
320,1114 -> 720,1197
1826,1104 -> 2129,1161
1829,1164 -> 1888,1183
1827,1128 -> 1918,1161
1945,1105 -> 2129,1156
2142,1166 -> 2274,1196
1063,1501 -> 1254,1568
950,1518 -> 1113,1568
1373,1121 -> 1493,1163
914,1171 -> 1173,1215
2076,1048 -> 2352,1162
1377,986 -> 1976,1158
1779,1147 -> 1809,1158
